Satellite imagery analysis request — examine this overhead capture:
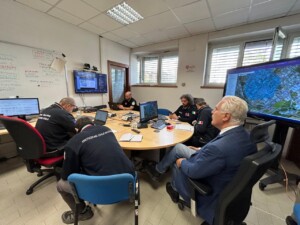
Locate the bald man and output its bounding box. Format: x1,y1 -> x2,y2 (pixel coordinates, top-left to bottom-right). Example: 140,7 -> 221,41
118,91 -> 138,111
35,97 -> 77,154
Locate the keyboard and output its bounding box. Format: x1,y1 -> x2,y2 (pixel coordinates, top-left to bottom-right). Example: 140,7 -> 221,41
158,114 -> 167,120
151,120 -> 167,130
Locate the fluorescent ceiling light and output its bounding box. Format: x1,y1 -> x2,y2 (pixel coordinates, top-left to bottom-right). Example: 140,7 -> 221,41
107,2 -> 143,25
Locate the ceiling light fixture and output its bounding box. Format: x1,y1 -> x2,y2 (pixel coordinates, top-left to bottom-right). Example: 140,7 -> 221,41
107,2 -> 143,25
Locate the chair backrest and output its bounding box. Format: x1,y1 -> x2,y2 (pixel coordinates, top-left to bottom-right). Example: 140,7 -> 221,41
250,120 -> 276,144
0,116 -> 46,159
213,142 -> 282,225
68,173 -> 136,205
158,108 -> 171,116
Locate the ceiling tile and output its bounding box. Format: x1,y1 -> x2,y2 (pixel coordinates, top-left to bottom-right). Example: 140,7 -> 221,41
128,11 -> 181,35
252,0 -> 270,4
16,0 -> 52,12
142,30 -> 170,44
48,7 -> 84,25
163,0 -> 200,9
249,0 -> 296,22
208,0 -> 251,16
184,18 -> 215,34
79,22 -> 107,34
165,25 -> 190,39
129,36 -> 154,46
118,40 -> 139,48
289,0 -> 300,13
88,13 -> 123,31
56,0 -> 100,20
172,1 -> 211,23
111,27 -> 140,39
126,0 -> 169,18
42,0 -> 60,5
101,32 -> 123,42
214,8 -> 249,30
81,0 -> 123,12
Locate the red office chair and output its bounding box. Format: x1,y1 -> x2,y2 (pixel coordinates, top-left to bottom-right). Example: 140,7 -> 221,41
0,116 -> 63,195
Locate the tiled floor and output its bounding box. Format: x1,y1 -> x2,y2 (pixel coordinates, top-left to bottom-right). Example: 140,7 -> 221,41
0,156 -> 299,225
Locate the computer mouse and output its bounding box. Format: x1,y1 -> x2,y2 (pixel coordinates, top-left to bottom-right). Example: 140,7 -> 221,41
154,129 -> 160,133
165,122 -> 171,125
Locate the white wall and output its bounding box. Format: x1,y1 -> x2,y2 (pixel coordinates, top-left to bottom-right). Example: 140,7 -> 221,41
131,13 -> 300,111
0,0 -> 130,108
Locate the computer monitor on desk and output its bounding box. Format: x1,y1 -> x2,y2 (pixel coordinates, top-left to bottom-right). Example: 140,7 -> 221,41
139,101 -> 158,127
0,98 -> 40,120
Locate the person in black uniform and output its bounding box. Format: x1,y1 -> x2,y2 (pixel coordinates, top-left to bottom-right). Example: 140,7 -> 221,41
57,116 -> 135,224
187,98 -> 219,147
169,94 -> 197,125
35,97 -> 76,154
118,91 -> 138,111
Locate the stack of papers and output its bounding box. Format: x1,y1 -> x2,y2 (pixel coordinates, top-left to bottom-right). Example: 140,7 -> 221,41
119,133 -> 143,142
175,124 -> 193,131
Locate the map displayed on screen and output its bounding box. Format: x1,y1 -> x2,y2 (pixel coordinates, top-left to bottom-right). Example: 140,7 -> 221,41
225,58 -> 300,124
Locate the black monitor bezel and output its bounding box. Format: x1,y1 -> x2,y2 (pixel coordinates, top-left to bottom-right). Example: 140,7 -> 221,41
223,56 -> 300,126
0,98 -> 40,117
139,101 -> 158,123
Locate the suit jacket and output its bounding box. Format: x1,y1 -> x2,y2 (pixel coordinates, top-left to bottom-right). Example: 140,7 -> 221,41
175,126 -> 257,225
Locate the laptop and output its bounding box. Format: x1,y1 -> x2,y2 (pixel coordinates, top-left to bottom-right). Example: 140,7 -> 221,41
108,102 -> 121,110
94,110 -> 108,125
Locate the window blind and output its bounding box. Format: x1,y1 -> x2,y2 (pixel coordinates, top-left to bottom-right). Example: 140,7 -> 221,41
209,46 -> 239,84
143,57 -> 158,83
161,55 -> 178,83
242,40 -> 272,66
289,37 -> 300,58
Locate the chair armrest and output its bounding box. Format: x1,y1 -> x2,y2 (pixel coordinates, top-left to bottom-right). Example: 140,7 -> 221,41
188,177 -> 212,196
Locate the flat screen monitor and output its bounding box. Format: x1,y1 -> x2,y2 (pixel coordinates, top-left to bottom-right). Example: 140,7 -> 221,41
73,70 -> 107,94
0,98 -> 40,118
139,101 -> 158,123
223,57 -> 300,125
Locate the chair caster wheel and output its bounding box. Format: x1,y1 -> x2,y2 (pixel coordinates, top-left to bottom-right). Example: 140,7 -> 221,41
259,182 -> 266,191
26,189 -> 33,195
178,202 -> 184,210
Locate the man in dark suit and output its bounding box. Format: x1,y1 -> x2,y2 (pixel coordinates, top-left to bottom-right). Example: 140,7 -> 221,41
145,96 -> 257,225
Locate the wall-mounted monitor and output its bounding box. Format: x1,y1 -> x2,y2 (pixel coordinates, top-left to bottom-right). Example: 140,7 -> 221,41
0,98 -> 40,119
223,57 -> 300,125
73,70 -> 107,94
139,101 -> 158,123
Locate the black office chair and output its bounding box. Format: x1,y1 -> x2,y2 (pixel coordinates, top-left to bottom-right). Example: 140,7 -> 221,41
178,142 -> 282,225
0,116 -> 63,195
249,120 -> 276,145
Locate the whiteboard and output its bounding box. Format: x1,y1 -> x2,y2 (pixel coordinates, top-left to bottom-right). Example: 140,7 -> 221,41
0,41 -> 68,108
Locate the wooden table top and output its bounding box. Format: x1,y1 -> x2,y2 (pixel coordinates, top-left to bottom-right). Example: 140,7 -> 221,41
0,109 -> 194,151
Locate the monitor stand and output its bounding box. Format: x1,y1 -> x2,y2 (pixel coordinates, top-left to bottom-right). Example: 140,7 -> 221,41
259,121 -> 300,190
137,122 -> 148,129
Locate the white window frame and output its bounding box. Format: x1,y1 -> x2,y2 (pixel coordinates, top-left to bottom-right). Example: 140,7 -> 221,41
137,51 -> 178,85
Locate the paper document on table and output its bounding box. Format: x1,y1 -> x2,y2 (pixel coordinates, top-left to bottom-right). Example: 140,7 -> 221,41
119,133 -> 143,142
175,124 -> 193,131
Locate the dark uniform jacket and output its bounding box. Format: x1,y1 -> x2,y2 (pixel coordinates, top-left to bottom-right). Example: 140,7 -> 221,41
194,106 -> 219,144
121,98 -> 139,111
174,105 -> 197,125
35,103 -> 76,151
61,125 -> 134,180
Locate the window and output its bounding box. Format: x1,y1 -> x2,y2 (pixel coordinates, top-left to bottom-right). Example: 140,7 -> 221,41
205,39 -> 272,86
289,36 -> 300,58
138,52 -> 178,85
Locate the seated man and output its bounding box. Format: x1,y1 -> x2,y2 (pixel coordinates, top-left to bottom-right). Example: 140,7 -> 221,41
118,91 -> 139,111
57,116 -> 135,224
186,98 -> 219,147
169,94 -> 197,125
145,96 -> 257,225
35,97 -> 77,154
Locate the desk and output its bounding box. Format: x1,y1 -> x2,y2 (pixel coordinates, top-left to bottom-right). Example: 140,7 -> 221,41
0,110 -> 193,154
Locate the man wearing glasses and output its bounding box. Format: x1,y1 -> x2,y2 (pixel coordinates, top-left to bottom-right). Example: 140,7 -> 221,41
36,97 -> 77,155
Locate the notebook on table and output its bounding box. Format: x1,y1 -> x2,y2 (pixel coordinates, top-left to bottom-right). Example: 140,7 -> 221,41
94,110 -> 108,126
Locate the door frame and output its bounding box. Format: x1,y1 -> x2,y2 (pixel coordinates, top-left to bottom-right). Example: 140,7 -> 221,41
107,60 -> 130,103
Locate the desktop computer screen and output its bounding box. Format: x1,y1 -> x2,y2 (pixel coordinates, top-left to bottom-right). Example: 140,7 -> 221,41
73,70 -> 107,94
139,101 -> 158,123
0,98 -> 40,118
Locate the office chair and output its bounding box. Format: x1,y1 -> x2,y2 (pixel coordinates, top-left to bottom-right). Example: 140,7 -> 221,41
178,142 -> 282,225
0,116 -> 63,195
68,172 -> 140,225
158,108 -> 172,116
249,120 -> 276,145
